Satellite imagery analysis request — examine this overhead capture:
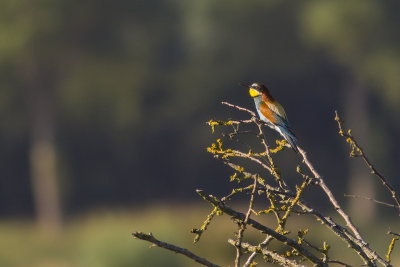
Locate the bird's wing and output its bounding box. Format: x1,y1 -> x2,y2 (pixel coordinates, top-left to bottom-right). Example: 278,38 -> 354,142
259,101 -> 298,152
259,101 -> 290,128
267,101 -> 287,120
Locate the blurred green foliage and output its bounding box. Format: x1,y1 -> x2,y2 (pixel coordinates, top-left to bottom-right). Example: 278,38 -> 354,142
0,207 -> 399,266
300,1 -> 400,109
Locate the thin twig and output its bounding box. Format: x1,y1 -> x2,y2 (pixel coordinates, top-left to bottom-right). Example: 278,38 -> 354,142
234,177 -> 258,267
386,237 -> 398,264
387,231 -> 400,238
228,238 -> 306,267
386,230 -> 400,264
222,185 -> 295,203
334,110 -> 400,213
192,207 -> 220,243
326,260 -> 354,267
278,178 -> 309,231
256,120 -> 288,189
221,184 -> 255,202
132,232 -> 221,267
302,238 -> 323,253
227,149 -> 273,173
344,194 -> 398,209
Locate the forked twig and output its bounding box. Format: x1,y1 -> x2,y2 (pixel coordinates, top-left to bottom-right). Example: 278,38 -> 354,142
228,238 -> 305,267
242,236 -> 273,267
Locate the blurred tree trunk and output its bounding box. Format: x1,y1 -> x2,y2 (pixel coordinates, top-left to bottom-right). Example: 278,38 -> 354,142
345,74 -> 375,221
23,63 -> 62,234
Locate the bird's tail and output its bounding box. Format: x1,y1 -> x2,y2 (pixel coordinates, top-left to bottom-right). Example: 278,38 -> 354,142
277,126 -> 299,154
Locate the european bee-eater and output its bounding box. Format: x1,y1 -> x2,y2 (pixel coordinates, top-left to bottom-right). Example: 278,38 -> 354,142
245,82 -> 299,153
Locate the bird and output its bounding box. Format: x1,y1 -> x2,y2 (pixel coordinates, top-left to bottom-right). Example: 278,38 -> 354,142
244,82 -> 299,154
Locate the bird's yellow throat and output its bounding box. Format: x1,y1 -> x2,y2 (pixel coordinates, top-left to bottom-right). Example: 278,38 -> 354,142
249,88 -> 260,97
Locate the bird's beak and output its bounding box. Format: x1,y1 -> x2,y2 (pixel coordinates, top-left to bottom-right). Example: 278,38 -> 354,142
239,81 -> 250,88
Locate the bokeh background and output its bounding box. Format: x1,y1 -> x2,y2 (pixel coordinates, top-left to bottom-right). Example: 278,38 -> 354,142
1,1 -> 400,266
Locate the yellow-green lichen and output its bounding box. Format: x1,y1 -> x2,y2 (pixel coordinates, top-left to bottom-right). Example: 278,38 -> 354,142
207,119 -> 233,133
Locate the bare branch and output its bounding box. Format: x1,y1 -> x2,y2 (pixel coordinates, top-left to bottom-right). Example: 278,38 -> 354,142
297,146 -> 387,266
132,232 -> 221,267
296,199 -> 380,267
196,189 -> 328,266
222,101 -> 257,117
298,147 -> 363,237
214,103 -> 390,267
